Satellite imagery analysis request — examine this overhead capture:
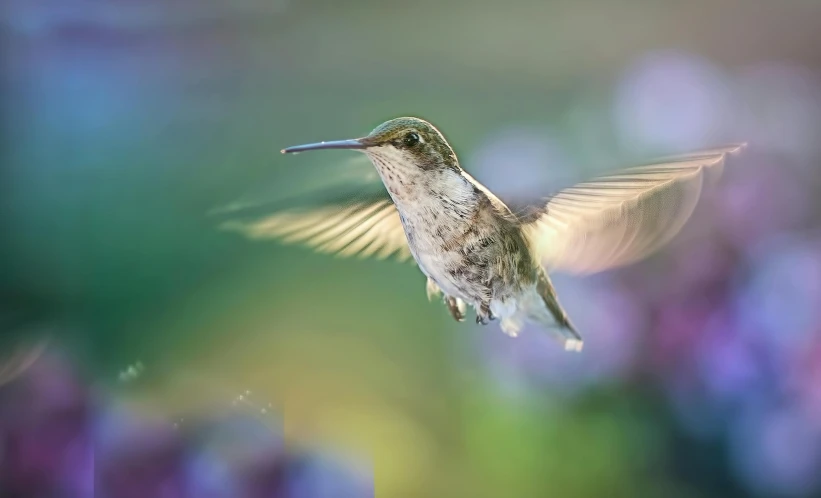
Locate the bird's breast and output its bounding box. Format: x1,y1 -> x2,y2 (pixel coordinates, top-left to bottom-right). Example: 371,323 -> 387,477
399,205 -> 531,303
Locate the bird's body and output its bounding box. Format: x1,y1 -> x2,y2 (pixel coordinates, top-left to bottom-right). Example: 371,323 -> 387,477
220,116 -> 744,351
377,155 -> 577,346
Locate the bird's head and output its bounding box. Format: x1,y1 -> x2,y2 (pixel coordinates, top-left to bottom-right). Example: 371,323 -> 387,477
282,117 -> 461,177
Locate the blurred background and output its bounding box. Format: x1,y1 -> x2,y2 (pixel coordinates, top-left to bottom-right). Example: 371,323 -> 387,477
2,1 -> 821,497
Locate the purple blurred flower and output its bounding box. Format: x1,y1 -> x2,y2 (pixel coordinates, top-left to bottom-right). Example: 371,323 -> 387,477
285,452 -> 374,498
694,312 -> 762,404
95,404 -> 187,498
730,404 -> 821,497
715,160 -> 813,248
732,236 -> 821,360
0,348 -> 378,498
0,352 -> 92,498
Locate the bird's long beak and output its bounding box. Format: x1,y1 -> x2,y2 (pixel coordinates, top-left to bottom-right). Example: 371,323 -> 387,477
281,138 -> 367,154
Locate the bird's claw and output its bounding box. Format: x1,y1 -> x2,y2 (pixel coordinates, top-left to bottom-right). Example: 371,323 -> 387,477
476,303 -> 495,325
426,278 -> 442,302
446,296 -> 466,322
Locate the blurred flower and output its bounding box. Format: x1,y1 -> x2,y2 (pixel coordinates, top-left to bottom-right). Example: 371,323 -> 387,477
715,159 -> 813,248
185,448 -> 240,498
729,404 -> 821,497
733,235 -> 821,360
694,312 -> 762,405
286,451 -> 374,498
788,337 -> 821,429
0,352 -> 92,498
95,403 -> 187,498
0,347 -> 376,498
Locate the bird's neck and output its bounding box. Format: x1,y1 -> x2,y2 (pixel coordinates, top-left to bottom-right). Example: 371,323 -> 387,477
396,168 -> 480,220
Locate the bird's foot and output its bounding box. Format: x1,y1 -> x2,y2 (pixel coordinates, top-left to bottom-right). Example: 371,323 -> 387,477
445,296 -> 466,322
475,303 -> 495,325
426,278 -> 442,302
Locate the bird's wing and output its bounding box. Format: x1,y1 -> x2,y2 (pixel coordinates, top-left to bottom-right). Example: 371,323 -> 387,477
522,144 -> 746,275
214,155 -> 412,262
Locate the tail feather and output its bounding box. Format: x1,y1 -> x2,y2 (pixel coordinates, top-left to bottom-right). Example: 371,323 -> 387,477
536,271 -> 583,351
498,272 -> 583,351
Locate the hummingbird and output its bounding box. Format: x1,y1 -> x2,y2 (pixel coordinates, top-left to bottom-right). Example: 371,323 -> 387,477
219,117 -> 744,352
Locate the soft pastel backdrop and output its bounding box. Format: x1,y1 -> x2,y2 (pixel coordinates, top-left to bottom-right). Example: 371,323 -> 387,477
2,1 -> 821,497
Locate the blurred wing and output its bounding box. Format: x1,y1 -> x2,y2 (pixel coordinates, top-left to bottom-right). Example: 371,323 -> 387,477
214,155 -> 412,262
525,144 -> 745,274
219,196 -> 411,262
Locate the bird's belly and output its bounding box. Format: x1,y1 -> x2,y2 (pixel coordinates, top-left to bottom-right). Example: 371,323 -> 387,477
411,241 -> 464,296
413,249 -> 465,298
412,243 -> 506,307
399,209 -> 525,306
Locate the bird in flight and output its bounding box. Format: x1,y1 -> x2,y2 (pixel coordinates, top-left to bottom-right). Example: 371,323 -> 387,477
219,117 -> 745,352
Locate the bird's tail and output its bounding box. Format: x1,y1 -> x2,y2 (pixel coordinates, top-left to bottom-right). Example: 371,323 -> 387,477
499,271 -> 583,352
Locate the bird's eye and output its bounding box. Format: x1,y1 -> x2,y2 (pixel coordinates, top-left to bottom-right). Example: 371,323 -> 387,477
403,132 -> 420,147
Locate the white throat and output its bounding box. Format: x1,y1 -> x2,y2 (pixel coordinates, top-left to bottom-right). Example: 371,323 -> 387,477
364,146 -> 476,217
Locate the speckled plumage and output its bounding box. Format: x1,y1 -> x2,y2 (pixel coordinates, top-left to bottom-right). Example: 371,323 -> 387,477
290,117 -> 580,348
222,116 -> 745,352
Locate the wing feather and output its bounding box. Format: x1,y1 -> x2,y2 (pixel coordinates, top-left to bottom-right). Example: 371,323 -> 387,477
219,198 -> 411,262
215,154 -> 412,262
525,144 -> 745,274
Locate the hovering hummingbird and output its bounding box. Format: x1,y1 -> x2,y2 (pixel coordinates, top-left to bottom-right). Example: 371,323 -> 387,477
220,117 -> 744,352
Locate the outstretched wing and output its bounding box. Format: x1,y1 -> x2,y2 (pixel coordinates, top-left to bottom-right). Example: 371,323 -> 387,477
523,144 -> 746,275
214,155 -> 412,262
